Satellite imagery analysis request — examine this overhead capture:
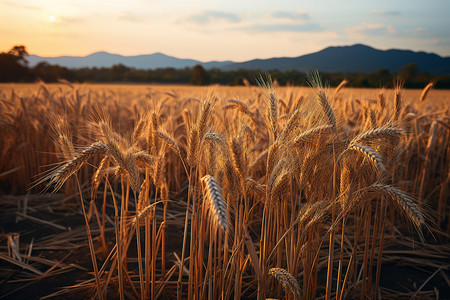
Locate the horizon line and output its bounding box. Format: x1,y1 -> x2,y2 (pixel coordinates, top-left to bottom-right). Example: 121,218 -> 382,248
26,43 -> 449,62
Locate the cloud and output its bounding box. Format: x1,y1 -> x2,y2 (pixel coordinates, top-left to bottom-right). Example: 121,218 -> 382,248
57,14 -> 94,24
405,27 -> 425,37
185,11 -> 241,25
117,11 -> 146,22
271,11 -> 310,21
348,22 -> 396,37
243,23 -> 324,33
2,1 -> 41,10
239,10 -> 320,34
371,9 -> 400,16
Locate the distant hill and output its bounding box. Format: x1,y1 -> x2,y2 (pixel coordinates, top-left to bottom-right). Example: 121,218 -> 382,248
221,44 -> 450,74
28,44 -> 450,74
27,52 -> 233,70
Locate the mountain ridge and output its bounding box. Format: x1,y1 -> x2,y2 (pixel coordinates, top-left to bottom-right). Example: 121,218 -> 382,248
27,44 -> 450,74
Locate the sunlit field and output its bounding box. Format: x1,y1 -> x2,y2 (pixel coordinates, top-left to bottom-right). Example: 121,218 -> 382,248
0,81 -> 449,299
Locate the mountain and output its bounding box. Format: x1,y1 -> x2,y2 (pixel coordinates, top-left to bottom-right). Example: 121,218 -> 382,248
221,44 -> 450,74
27,52 -> 233,69
27,44 -> 450,74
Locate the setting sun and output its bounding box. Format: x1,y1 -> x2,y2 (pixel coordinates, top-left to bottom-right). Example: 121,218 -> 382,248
49,15 -> 56,22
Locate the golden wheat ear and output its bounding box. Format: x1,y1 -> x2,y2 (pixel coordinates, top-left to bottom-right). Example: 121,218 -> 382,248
306,70 -> 336,128
201,175 -> 229,230
268,267 -> 301,300
197,95 -> 217,140
186,126 -> 199,167
256,73 -> 278,140
348,144 -> 386,172
334,79 -> 348,96
370,183 -> 424,227
49,141 -> 109,192
420,81 -> 435,102
351,125 -> 404,145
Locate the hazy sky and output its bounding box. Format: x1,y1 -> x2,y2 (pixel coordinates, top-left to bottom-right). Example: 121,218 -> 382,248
1,0 -> 449,61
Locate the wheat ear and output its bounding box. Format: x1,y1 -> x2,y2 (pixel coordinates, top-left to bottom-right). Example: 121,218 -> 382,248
230,138 -> 245,179
91,156 -> 109,200
51,142 -> 109,191
279,106 -> 302,142
370,183 -> 424,227
334,79 -> 348,96
271,171 -> 290,206
187,127 -> 199,167
157,129 -> 181,156
393,88 -> 402,121
197,96 -> 217,140
317,90 -> 336,128
348,144 -> 386,172
352,125 -> 404,144
268,267 -> 301,300
201,175 -> 229,230
204,130 -> 227,149
294,125 -> 333,145
124,150 -> 141,193
245,177 -> 266,196
420,81 -> 435,102
223,99 -> 253,117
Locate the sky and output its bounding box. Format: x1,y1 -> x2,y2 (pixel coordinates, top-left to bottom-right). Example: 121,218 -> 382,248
1,0 -> 449,62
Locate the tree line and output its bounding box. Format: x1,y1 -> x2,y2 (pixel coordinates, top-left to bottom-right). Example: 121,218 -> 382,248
1,46 -> 449,88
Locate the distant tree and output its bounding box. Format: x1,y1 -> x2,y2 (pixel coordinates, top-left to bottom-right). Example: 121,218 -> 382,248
233,76 -> 245,86
400,63 -> 419,80
190,65 -> 209,85
376,68 -> 391,87
33,61 -> 75,82
111,64 -> 131,81
8,45 -> 28,62
0,45 -> 33,82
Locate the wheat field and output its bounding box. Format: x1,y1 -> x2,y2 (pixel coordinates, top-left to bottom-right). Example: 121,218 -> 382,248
0,78 -> 449,299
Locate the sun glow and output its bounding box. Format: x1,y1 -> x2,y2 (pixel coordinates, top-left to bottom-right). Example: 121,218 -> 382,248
49,16 -> 56,23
